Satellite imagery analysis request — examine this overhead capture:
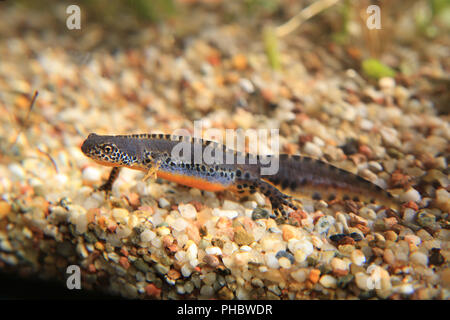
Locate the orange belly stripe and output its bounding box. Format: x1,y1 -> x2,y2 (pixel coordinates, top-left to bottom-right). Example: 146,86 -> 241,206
156,170 -> 229,192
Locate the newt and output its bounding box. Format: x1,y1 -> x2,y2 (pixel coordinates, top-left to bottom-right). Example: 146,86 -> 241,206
81,133 -> 400,215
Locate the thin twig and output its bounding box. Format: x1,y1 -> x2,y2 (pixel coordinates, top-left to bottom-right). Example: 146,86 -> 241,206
37,147 -> 59,174
276,0 -> 341,38
12,90 -> 39,146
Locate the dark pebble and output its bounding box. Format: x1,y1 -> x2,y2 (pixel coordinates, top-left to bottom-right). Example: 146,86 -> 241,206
252,208 -> 269,220
329,233 -> 346,242
339,138 -> 359,155
428,248 -> 445,266
349,232 -> 363,241
275,250 -> 295,264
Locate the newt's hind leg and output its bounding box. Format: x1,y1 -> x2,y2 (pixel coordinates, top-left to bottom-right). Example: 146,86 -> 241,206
236,178 -> 298,217
97,167 -> 121,195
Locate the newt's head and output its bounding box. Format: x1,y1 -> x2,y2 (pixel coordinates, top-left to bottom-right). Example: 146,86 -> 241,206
81,133 -> 139,167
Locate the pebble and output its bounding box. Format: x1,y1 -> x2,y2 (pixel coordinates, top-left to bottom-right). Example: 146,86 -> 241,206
416,210 -> 436,227
159,198 -> 171,208
351,249 -> 366,266
410,251 -> 428,266
404,234 -> 421,247
0,201 -> 11,219
265,252 -> 280,269
308,269 -> 320,284
276,250 -> 295,264
331,257 -> 349,275
288,239 -> 314,256
212,208 -> 238,219
234,226 -> 254,246
368,161 -> 383,173
403,208 -> 417,223
384,230 -> 398,242
282,224 -> 299,241
379,77 -> 395,90
354,272 -> 371,291
278,257 -> 292,269
82,166 -> 102,184
319,275 -> 337,288
112,208 -> 129,224
400,188 -> 421,203
68,205 -> 88,233
140,229 -> 156,242
303,142 -> 323,158
205,246 -> 222,256
383,249 -> 396,264
291,269 -> 308,283
171,218 -> 188,232
181,264 -> 192,277
186,242 -> 198,261
435,188 -> 450,212
314,215 -> 335,234
239,78 -> 254,93
178,203 -> 197,219
204,254 -> 220,268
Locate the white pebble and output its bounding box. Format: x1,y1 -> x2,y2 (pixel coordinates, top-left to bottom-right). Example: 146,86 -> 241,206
178,204 -> 197,219
360,119 -> 374,131
404,234 -> 421,247
82,166 -> 102,183
351,249 -> 366,266
379,77 -> 395,90
112,208 -> 129,224
355,272 -> 371,290
8,163 -> 26,180
222,200 -> 241,211
289,239 -> 313,256
151,237 -> 162,248
240,245 -> 252,252
278,257 -> 291,269
68,205 -> 88,233
331,257 -> 349,272
303,142 -> 323,158
394,283 -> 414,295
140,229 -> 156,242
212,208 -> 238,219
400,188 -> 421,203
291,269 -> 307,282
265,252 -> 280,269
205,246 -> 222,256
181,264 -> 192,277
239,78 -> 254,93
319,275 -> 337,288
172,218 -> 188,232
186,243 -> 198,261
159,198 -> 170,208
175,251 -> 186,262
410,251 -> 428,266
314,215 -> 335,234
368,161 -> 383,173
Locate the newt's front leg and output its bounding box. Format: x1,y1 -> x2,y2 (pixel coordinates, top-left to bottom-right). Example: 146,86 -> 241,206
98,167 -> 121,194
143,160 -> 161,181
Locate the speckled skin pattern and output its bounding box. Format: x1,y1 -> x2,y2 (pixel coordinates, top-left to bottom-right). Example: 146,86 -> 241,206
81,133 -> 400,215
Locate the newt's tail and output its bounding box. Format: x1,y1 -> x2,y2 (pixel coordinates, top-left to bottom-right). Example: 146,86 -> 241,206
261,154 -> 400,211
